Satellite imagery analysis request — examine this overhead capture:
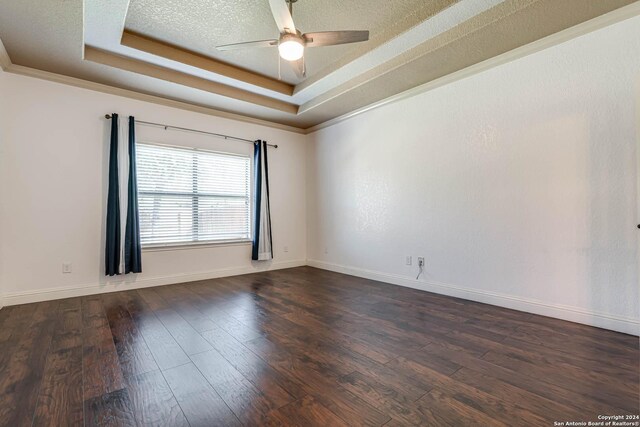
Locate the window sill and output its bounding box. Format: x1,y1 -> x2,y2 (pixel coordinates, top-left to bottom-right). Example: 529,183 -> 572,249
142,239 -> 252,252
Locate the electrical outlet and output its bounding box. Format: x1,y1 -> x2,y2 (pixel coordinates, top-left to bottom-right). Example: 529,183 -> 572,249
62,263 -> 72,274
405,256 -> 412,266
417,257 -> 425,267
324,247 -> 328,254
283,245 -> 289,253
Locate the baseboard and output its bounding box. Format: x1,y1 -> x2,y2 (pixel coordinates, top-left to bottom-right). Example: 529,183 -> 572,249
1,259 -> 306,306
307,259 -> 639,336
4,258 -> 638,336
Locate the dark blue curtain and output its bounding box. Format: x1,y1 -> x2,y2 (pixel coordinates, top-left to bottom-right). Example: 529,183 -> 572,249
124,116 -> 142,273
105,114 -> 142,276
105,113 -> 121,276
262,140 -> 273,253
252,140 -> 273,261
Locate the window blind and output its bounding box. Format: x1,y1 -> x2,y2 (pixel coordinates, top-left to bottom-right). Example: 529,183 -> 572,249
136,143 -> 251,246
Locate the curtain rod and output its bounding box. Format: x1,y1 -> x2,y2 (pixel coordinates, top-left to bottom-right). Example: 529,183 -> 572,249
104,114 -> 278,148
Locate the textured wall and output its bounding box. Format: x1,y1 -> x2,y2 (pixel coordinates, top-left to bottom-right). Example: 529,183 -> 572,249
0,72 -> 307,304
307,17 -> 640,334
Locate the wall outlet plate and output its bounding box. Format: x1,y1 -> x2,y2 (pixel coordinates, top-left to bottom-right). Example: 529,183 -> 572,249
62,263 -> 72,273
405,256 -> 412,266
417,257 -> 425,267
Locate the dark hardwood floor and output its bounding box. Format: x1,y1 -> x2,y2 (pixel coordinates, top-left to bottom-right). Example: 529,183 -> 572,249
0,266 -> 637,426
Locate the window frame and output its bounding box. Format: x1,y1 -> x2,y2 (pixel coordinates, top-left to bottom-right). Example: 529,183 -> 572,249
136,141 -> 253,250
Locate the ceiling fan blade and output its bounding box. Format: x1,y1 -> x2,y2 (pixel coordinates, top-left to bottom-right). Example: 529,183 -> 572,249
216,39 -> 278,51
291,57 -> 305,79
304,30 -> 369,47
269,0 -> 296,34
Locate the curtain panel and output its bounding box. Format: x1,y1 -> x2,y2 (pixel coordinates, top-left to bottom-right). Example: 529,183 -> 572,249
105,114 -> 142,276
252,140 -> 273,261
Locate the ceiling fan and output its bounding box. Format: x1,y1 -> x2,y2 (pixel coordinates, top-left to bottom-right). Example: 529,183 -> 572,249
216,0 -> 369,79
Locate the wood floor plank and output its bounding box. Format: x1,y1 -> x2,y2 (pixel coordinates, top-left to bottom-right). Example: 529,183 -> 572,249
143,302 -> 213,356
337,371 -> 432,425
421,341 -> 634,416
84,388 -> 136,427
0,301 -> 60,427
126,369 -> 189,426
81,296 -> 126,401
102,293 -> 158,378
501,335 -> 639,374
395,344 -> 463,377
267,395 -> 350,427
163,363 -> 242,427
0,304 -> 43,368
509,324 -> 639,366
32,301 -> 83,427
118,291 -> 191,371
200,326 -> 306,400
385,356 -> 551,426
32,346 -> 83,427
0,304 -> 37,347
495,335 -> 639,384
190,348 -> 284,425
280,309 -> 398,364
180,286 -> 265,342
152,285 -> 219,332
451,368 -> 584,421
415,389 -> 508,427
244,336 -> 391,426
482,349 -> 639,411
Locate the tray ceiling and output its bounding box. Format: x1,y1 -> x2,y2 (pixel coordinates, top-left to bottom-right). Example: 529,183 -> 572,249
125,0 -> 433,85
0,0 -> 637,131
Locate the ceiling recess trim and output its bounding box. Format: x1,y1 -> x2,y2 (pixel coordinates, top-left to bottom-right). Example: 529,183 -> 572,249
84,46 -> 299,114
121,30 -> 294,96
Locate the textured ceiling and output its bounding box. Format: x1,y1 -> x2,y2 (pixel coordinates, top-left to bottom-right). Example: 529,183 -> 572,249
125,0 -> 431,84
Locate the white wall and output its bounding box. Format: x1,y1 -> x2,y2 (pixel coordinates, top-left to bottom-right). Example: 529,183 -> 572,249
0,72 -> 307,304
307,16 -> 640,334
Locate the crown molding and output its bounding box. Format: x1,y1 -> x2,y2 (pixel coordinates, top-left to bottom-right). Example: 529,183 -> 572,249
0,37 -> 11,70
4,63 -> 307,134
304,1 -> 640,134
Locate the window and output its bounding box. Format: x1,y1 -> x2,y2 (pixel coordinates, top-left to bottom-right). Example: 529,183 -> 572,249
136,143 -> 251,247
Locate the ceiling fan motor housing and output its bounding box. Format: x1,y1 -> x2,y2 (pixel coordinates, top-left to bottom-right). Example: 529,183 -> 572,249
279,31 -> 305,45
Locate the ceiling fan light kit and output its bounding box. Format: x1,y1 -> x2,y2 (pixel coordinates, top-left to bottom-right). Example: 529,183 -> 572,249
216,0 -> 370,79
278,34 -> 305,61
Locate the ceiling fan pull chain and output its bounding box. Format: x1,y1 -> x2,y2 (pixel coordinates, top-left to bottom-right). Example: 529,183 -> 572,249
278,55 -> 281,80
